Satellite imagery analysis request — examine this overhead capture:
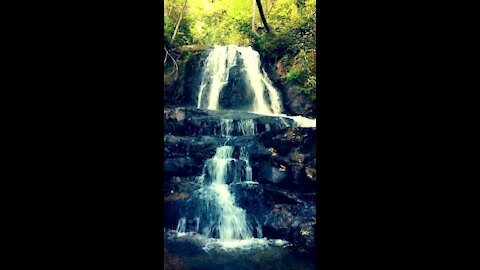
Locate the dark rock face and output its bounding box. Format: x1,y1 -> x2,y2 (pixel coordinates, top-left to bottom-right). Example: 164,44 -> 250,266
164,157 -> 195,176
283,81 -> 315,117
164,247 -> 187,270
262,203 -> 316,254
251,127 -> 316,193
219,56 -> 255,111
164,51 -> 209,107
258,165 -> 287,184
181,52 -> 208,106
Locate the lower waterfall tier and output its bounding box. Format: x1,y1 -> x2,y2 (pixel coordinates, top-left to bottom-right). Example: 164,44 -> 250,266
164,107 -> 316,254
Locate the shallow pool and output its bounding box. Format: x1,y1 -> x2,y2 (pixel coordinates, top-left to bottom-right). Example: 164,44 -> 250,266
164,230 -> 316,270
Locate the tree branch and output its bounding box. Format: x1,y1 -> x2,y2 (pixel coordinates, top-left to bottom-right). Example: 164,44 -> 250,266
171,0 -> 187,43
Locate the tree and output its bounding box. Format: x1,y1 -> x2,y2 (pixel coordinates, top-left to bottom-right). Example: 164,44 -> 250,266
164,0 -> 187,72
171,0 -> 188,43
252,0 -> 257,33
255,0 -> 270,32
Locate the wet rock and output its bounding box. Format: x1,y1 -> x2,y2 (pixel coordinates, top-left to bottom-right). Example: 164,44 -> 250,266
164,79 -> 179,106
305,167 -> 316,181
164,107 -> 295,137
164,247 -> 187,270
291,222 -> 316,254
262,204 -> 297,239
262,203 -> 316,254
164,51 -> 207,107
164,200 -> 184,229
164,192 -> 190,202
219,57 -> 255,111
260,127 -> 316,156
283,81 -> 315,118
231,183 -> 269,228
164,176 -> 201,196
182,52 -> 208,106
290,152 -> 305,164
258,165 -> 287,184
238,140 -> 271,160
262,185 -> 304,205
164,157 -> 195,176
164,135 -> 224,165
286,164 -> 308,190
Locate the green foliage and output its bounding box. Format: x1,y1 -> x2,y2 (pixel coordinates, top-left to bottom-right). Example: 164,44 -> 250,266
280,54 -> 291,66
163,0 -> 317,102
286,68 -> 308,83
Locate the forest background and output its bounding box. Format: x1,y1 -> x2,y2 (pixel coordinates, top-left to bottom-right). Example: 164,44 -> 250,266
163,0 -> 317,103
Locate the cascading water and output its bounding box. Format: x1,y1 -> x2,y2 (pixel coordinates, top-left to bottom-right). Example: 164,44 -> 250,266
196,45 -> 316,128
197,45 -> 281,115
199,146 -> 253,241
175,117 -> 267,249
197,45 -> 238,110
172,45 -> 315,251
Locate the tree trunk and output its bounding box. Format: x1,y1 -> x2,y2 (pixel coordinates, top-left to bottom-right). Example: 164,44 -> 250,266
252,0 -> 257,33
171,0 -> 187,43
255,0 -> 270,32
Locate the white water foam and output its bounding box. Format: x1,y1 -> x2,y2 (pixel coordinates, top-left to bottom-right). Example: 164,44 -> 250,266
197,45 -> 238,110
168,229 -> 289,251
284,115 -> 317,128
237,119 -> 257,135
220,118 -> 234,137
236,46 -> 272,115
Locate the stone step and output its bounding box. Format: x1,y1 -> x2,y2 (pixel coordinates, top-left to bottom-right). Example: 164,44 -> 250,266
164,107 -> 296,136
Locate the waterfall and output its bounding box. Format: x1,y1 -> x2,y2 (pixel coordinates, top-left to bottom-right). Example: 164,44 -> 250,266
237,119 -> 257,136
197,45 -> 283,115
196,45 -> 316,128
261,68 -> 283,114
176,217 -> 186,234
201,146 -> 253,240
220,119 -> 234,137
240,146 -> 253,183
176,146 -> 255,241
236,46 -> 273,115
172,45 -> 315,250
176,122 -> 259,243
197,45 -> 238,110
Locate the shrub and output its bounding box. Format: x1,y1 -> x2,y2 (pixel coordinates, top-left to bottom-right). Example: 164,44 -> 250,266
286,68 -> 309,83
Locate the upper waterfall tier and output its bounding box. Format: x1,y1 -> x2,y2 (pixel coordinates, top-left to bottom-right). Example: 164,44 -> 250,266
197,45 -> 284,115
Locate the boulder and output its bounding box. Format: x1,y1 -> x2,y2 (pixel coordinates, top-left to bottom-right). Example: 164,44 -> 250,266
305,167 -> 316,181
219,56 -> 255,111
258,165 -> 287,184
290,152 -> 305,164
164,157 -> 195,176
291,222 -> 316,254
